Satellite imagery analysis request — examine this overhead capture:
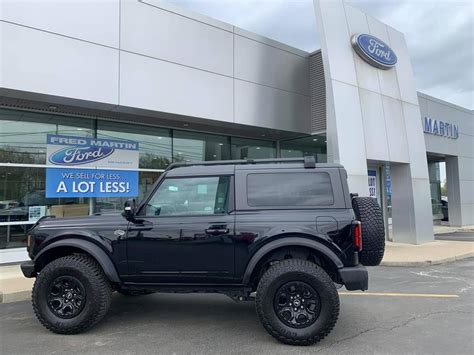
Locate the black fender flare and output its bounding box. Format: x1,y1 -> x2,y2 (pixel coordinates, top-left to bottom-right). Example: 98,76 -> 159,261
242,237 -> 344,285
34,239 -> 120,283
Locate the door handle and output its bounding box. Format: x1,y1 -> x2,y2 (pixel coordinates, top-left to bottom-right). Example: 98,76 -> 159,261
205,226 -> 229,235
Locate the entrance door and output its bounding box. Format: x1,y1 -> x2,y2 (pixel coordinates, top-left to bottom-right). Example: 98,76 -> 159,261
125,175 -> 235,284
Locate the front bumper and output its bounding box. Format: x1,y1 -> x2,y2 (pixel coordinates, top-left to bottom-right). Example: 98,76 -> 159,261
339,265 -> 368,291
20,260 -> 37,278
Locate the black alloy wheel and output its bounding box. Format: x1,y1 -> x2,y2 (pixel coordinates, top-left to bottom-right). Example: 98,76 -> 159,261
47,276 -> 86,319
273,281 -> 321,329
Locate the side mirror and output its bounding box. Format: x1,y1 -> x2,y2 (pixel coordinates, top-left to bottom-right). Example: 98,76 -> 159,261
122,199 -> 137,220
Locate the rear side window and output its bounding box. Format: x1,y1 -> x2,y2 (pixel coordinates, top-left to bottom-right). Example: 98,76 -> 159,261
246,172 -> 334,207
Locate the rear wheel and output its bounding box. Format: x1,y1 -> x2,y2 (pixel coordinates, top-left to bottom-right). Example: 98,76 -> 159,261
352,197 -> 385,266
32,254 -> 112,334
255,259 -> 339,346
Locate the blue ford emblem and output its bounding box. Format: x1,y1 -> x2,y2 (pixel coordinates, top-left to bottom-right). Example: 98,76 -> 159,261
351,33 -> 397,70
49,146 -> 115,165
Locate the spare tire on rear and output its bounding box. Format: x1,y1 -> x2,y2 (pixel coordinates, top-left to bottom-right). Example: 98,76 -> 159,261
352,197 -> 385,266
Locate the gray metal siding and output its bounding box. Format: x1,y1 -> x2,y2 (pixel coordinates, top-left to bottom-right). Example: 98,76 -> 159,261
310,51 -> 326,133
0,0 -> 312,135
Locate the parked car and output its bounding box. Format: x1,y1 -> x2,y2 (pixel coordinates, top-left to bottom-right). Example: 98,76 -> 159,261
0,200 -> 21,210
21,157 -> 385,345
441,197 -> 449,221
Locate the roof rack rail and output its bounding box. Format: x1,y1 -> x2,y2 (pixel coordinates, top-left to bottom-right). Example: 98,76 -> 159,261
165,156 -> 317,171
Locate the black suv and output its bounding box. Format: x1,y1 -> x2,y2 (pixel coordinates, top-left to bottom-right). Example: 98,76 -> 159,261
21,157 -> 385,345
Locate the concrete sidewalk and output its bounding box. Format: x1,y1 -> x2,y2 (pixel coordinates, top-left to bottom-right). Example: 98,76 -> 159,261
381,240 -> 474,266
0,264 -> 33,304
1,240 -> 473,304
433,224 -> 474,235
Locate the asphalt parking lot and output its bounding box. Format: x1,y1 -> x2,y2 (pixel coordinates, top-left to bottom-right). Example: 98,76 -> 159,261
1,258 -> 473,355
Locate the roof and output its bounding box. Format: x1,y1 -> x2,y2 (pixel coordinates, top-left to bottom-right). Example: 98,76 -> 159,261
165,158 -> 343,176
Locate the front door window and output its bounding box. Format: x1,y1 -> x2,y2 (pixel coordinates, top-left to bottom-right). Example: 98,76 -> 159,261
145,176 -> 230,216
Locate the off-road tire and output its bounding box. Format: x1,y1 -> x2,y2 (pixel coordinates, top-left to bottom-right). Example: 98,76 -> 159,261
32,254 -> 112,334
352,197 -> 385,266
255,259 -> 339,346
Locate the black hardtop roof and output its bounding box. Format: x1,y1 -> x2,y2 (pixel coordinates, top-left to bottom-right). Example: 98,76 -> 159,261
165,158 -> 343,175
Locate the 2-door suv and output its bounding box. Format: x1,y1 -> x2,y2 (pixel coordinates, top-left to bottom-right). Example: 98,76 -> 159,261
21,157 -> 385,345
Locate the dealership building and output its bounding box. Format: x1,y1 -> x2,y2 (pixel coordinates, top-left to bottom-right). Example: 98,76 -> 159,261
0,0 -> 473,263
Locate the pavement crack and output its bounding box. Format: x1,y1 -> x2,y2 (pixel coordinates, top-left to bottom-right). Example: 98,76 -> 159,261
317,325 -> 384,350
322,307 -> 472,350
410,270 -> 469,284
386,309 -> 470,331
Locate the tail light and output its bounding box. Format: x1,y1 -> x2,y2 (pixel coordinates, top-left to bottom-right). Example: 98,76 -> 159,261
353,221 -> 362,251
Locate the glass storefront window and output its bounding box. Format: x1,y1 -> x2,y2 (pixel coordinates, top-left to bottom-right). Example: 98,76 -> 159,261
231,137 -> 276,159
97,120 -> 172,170
0,167 -> 89,224
0,107 -> 331,251
428,161 -> 443,219
173,131 -> 230,162
0,225 -> 30,249
0,167 -> 163,219
0,109 -> 94,164
94,171 -> 161,213
0,166 -> 162,249
0,166 -> 90,249
280,135 -> 327,162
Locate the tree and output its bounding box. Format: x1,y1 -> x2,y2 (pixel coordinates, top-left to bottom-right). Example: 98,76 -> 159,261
440,178 -> 448,197
0,146 -> 44,164
138,153 -> 171,170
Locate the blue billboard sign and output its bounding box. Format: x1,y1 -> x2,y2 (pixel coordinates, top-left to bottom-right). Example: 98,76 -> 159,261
46,134 -> 139,198
385,165 -> 392,199
46,134 -> 139,168
46,168 -> 138,198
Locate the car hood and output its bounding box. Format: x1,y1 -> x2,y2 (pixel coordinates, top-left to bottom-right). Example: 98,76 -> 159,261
35,213 -> 125,229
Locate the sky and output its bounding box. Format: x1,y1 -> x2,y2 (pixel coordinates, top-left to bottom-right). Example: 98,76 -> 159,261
166,0 -> 473,109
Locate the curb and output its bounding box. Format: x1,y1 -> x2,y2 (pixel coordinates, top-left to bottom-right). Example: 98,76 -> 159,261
434,229 -> 474,235
0,290 -> 31,304
380,252 -> 474,267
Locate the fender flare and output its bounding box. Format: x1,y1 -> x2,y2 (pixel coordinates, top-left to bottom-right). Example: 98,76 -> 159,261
242,237 -> 344,285
34,239 -> 120,283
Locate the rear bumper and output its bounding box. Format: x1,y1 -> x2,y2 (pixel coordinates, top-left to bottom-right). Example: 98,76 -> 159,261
20,260 -> 37,278
339,265 -> 368,291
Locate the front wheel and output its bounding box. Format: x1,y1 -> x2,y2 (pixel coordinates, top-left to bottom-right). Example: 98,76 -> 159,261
255,259 -> 339,346
32,254 -> 112,334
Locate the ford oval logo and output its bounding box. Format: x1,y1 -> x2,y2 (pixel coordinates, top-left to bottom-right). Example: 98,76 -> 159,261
351,33 -> 397,70
49,146 -> 115,166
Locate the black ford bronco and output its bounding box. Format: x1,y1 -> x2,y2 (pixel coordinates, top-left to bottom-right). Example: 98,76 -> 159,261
21,157 -> 385,345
